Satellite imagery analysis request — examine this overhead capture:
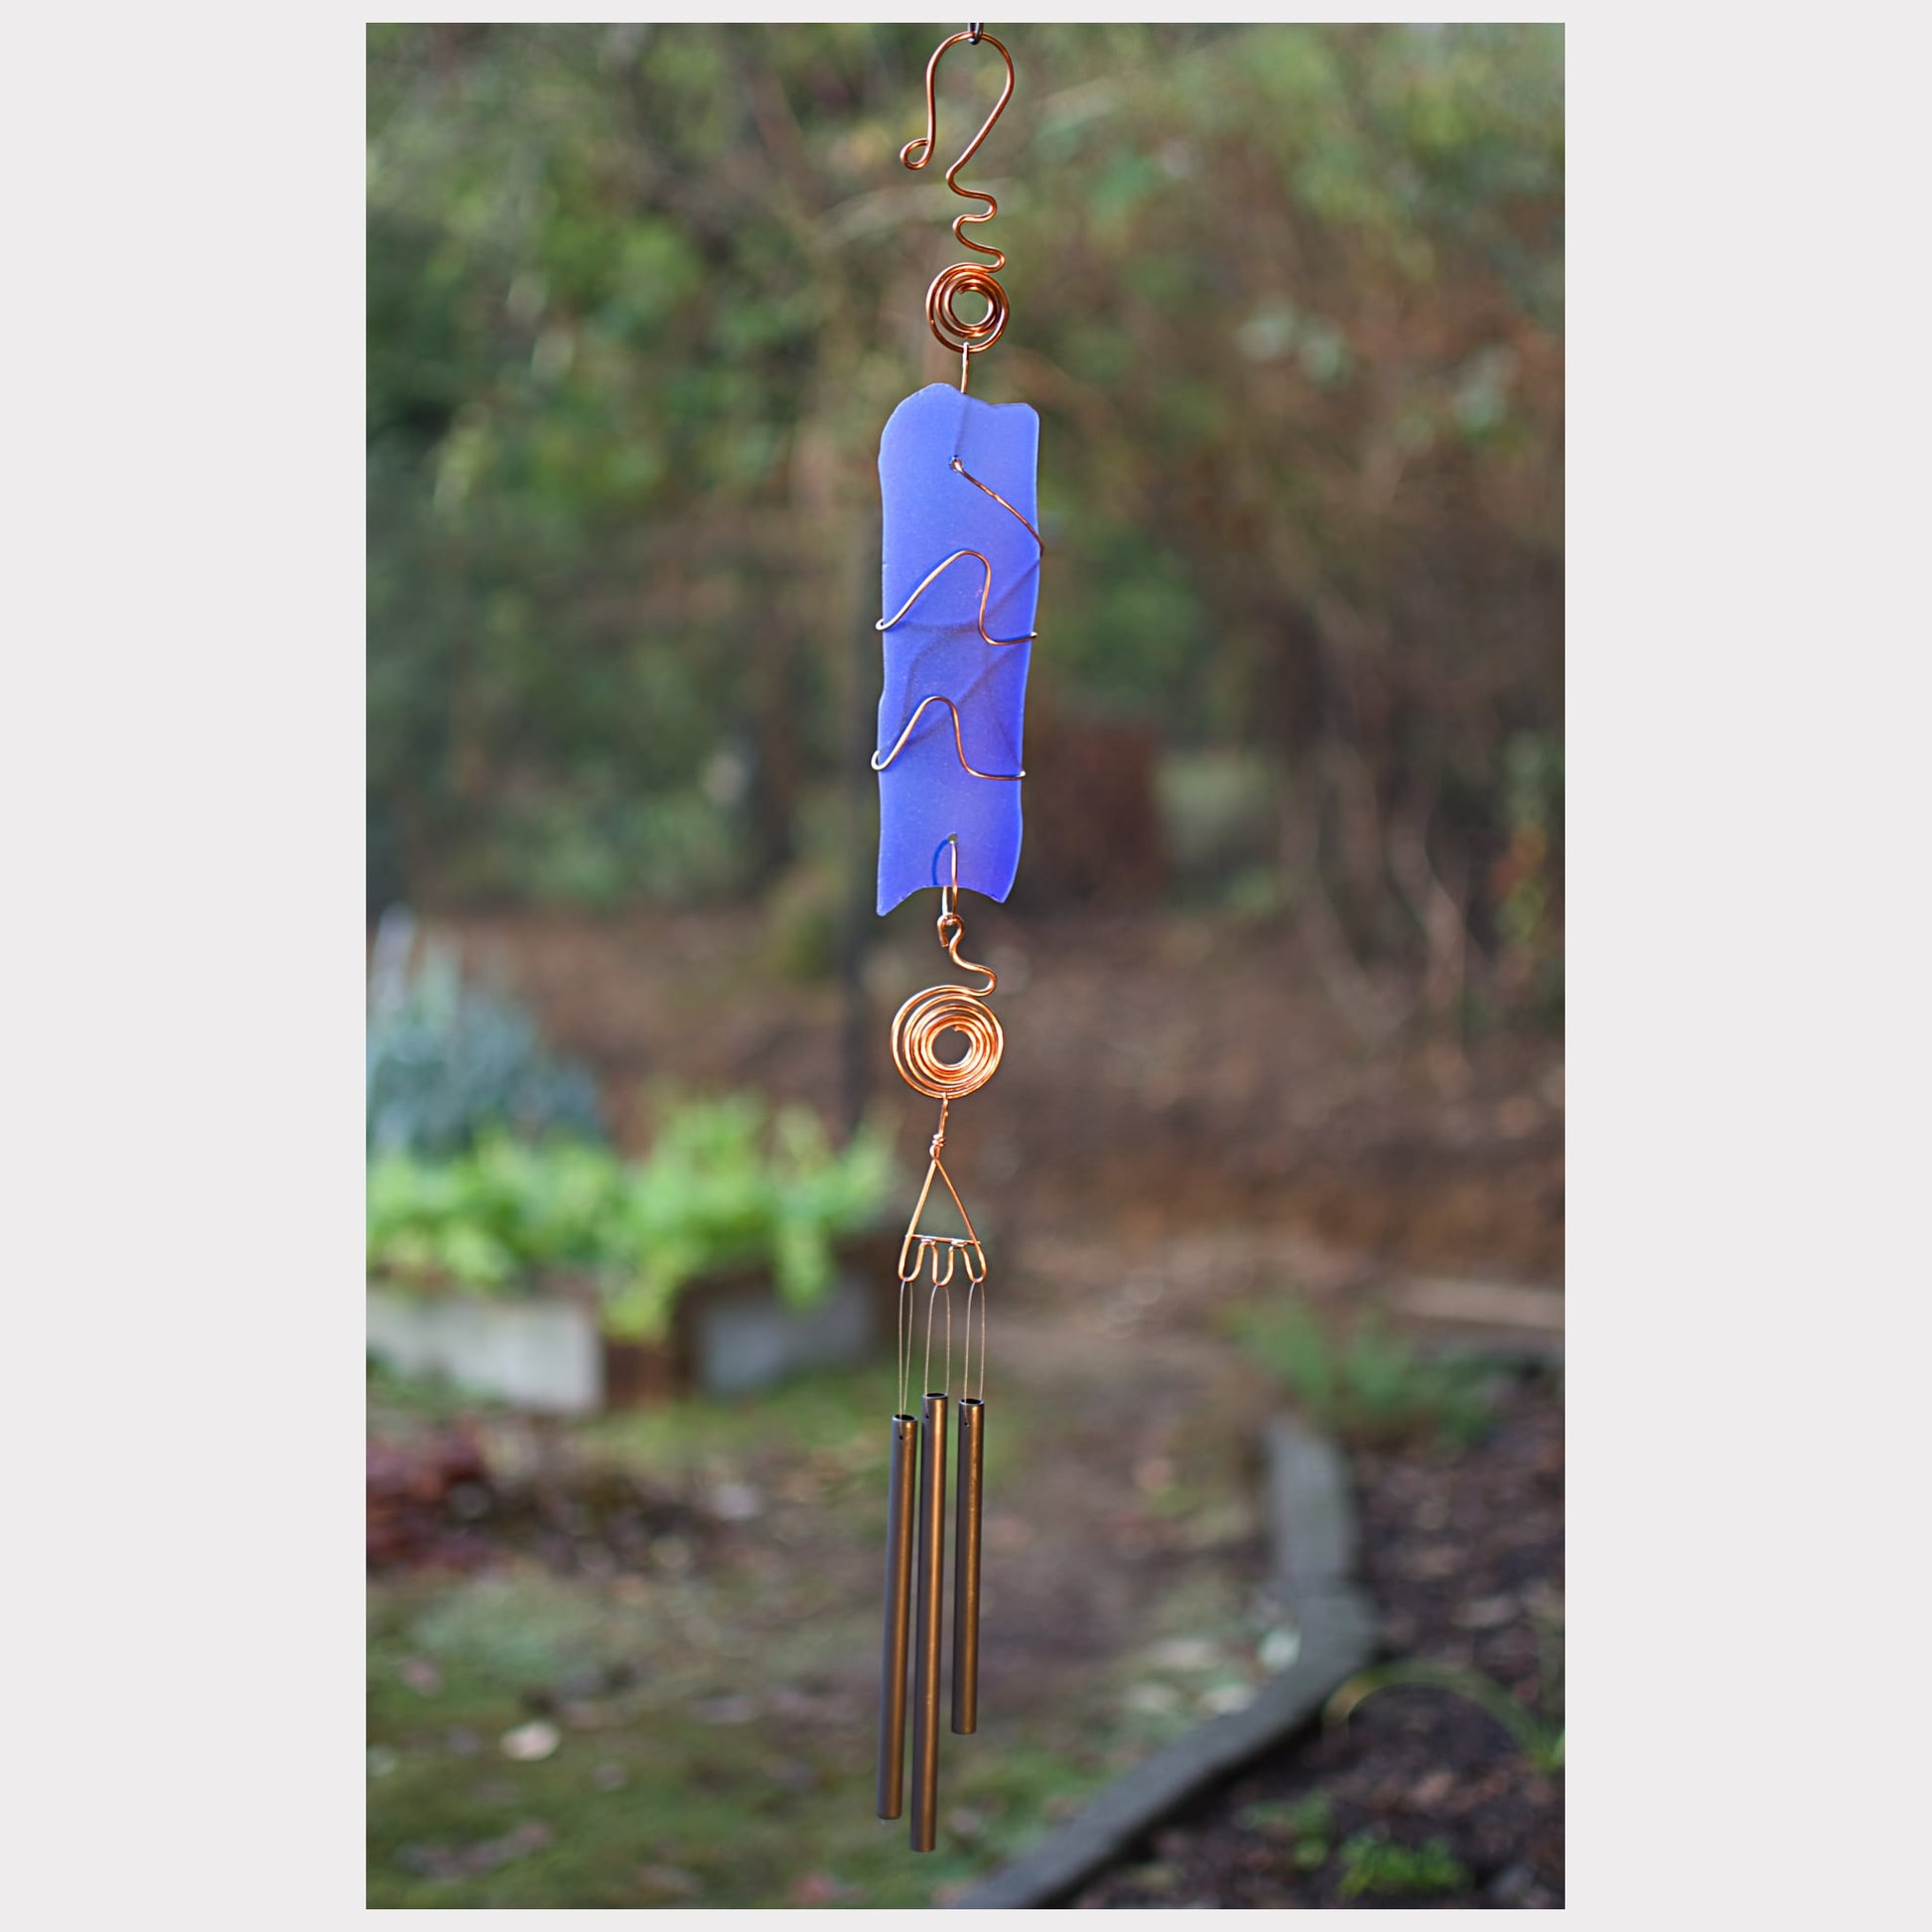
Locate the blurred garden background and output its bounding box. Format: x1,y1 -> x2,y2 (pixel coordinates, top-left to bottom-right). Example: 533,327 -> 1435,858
367,21 -> 1563,1910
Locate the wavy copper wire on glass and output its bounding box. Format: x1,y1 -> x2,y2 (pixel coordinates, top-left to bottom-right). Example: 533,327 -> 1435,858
872,695 -> 1024,783
876,548 -> 1035,647
900,29 -> 1016,385
950,456 -> 1043,548
872,460 -> 1043,786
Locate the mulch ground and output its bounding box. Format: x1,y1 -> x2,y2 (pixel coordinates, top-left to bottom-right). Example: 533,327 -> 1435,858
1072,1366 -> 1565,1909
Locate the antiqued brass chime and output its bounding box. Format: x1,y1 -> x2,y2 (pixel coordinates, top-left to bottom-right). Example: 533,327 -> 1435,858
870,24 -> 1039,1853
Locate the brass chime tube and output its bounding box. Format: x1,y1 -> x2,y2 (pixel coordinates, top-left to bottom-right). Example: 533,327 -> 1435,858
951,1398 -> 985,1733
876,1413 -> 918,1819
909,1390 -> 950,1852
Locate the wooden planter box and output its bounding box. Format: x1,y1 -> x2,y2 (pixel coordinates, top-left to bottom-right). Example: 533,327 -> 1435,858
367,1230 -> 900,1415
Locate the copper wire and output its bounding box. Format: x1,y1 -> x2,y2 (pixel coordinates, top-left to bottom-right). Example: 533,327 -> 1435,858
895,1140 -> 989,1288
872,694 -> 1025,783
893,871 -> 998,1355
872,695 -> 1023,783
874,459 -> 1041,786
951,457 -> 1043,550
876,548 -> 1035,646
900,29 -> 1016,384
893,983 -> 1004,1100
892,884 -> 1003,1101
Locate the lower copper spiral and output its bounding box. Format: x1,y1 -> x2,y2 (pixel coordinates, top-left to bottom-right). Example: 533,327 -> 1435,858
892,983 -> 1004,1101
925,262 -> 1009,359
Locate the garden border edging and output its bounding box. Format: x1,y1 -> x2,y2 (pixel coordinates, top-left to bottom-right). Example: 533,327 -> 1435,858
953,1412 -> 1376,1909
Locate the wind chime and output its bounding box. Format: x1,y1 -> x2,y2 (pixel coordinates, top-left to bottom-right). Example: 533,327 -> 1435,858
870,25 -> 1040,1855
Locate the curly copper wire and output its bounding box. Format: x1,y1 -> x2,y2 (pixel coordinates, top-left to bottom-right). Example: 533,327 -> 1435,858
891,850 -> 1002,1327
900,28 -> 1016,387
872,457 -> 1042,784
876,548 -> 1035,647
893,983 -> 1004,1100
872,694 -> 1024,783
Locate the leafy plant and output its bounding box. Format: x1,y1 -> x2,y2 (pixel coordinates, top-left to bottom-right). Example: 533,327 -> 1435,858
1226,1297 -> 1497,1446
366,909 -> 605,1156
1236,1792 -> 1334,1868
366,1092 -> 895,1340
1334,1832 -> 1469,1900
1326,1657 -> 1565,1775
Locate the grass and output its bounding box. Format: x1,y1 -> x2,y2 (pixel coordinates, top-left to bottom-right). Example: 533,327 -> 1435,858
1335,1832 -> 1471,1899
1223,1296 -> 1499,1446
1236,1791 -> 1335,1870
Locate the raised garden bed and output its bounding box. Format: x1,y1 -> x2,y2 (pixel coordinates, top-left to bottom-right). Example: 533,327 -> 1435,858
368,1231 -> 900,1414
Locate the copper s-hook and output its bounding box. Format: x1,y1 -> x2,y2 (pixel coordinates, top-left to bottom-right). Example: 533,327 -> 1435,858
901,28 -> 1015,267
901,27 -> 1017,387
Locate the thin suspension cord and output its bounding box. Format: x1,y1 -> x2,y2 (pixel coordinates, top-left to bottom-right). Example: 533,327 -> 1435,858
921,1268 -> 953,1399
961,1272 -> 987,1403
897,1275 -> 913,1418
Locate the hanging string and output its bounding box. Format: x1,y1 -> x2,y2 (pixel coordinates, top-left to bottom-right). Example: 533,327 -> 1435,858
921,1259 -> 953,1400
961,1271 -> 987,1403
897,1274 -> 913,1418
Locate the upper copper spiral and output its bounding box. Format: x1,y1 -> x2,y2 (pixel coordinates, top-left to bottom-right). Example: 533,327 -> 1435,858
926,261 -> 1009,358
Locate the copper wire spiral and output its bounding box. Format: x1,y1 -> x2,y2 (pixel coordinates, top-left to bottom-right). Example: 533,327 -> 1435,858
926,264 -> 1007,363
900,29 -> 1016,382
892,984 -> 1004,1100
891,888 -> 1004,1101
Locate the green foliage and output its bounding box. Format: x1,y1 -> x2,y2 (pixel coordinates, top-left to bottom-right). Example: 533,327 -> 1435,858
1237,1792 -> 1334,1868
1157,750 -> 1282,891
366,915 -> 605,1156
1334,1832 -> 1470,1900
366,1094 -> 895,1339
1227,1297 -> 1496,1446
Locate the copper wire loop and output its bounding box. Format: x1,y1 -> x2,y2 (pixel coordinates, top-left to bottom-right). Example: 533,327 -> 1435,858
900,29 -> 1015,378
927,261 -> 1008,359
892,984 -> 1004,1101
